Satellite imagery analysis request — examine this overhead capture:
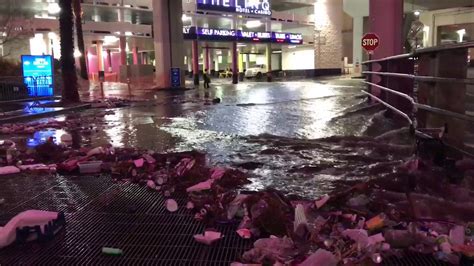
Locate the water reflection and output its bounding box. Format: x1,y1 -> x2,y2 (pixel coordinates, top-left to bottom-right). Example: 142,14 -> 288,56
27,129 -> 67,147
6,79 -> 407,198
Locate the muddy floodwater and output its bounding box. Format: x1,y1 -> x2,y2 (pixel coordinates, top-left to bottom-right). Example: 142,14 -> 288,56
9,78 -> 414,199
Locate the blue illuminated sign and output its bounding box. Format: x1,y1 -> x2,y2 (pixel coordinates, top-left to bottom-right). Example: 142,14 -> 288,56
171,68 -> 181,88
21,55 -> 54,97
197,0 -> 271,16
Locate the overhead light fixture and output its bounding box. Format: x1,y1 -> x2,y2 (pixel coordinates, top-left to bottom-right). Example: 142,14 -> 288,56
288,45 -> 297,49
182,14 -> 191,22
237,44 -> 246,47
457,28 -> 466,42
104,35 -> 119,43
414,10 -> 420,16
246,20 -> 262,29
47,3 -> 60,14
272,50 -> 282,54
74,49 -> 82,58
48,32 -> 56,39
124,32 -> 133,36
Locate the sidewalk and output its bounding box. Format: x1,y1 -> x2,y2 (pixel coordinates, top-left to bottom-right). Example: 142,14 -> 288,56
0,100 -> 90,124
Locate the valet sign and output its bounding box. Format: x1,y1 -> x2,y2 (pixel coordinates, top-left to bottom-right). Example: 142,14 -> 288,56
197,0 -> 272,16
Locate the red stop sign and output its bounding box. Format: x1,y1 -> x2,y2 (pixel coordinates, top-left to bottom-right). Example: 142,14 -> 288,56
362,33 -> 380,54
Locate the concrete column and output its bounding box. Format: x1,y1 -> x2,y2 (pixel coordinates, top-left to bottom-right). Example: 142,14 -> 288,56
119,37 -> 127,66
153,0 -> 186,88
96,41 -> 104,71
205,45 -> 210,74
369,0 -> 403,59
353,16 -> 364,74
192,40 -> 199,85
314,0 -> 343,70
232,41 -> 238,84
132,47 -> 139,65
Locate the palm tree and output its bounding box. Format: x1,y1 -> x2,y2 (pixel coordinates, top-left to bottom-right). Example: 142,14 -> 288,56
73,0 -> 88,80
59,0 -> 80,102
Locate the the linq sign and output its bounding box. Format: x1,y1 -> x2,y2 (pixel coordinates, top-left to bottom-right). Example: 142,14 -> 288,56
197,0 -> 272,16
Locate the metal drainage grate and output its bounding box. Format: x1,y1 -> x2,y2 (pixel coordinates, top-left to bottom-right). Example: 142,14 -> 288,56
0,174 -> 253,265
383,250 -> 451,266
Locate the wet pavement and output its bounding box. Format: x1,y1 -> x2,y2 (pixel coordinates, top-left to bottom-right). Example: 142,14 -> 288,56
0,78 -> 450,265
8,78 -> 411,199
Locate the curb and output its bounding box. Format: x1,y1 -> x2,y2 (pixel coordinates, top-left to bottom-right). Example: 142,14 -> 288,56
0,96 -> 61,104
0,104 -> 91,124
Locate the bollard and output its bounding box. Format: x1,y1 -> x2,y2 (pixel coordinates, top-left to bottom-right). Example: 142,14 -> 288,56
100,81 -> 105,99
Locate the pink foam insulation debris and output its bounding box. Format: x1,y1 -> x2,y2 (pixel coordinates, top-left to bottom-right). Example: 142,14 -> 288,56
194,231 -> 223,245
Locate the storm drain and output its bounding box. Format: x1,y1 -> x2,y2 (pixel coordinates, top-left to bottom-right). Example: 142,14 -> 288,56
0,174 -> 252,265
383,250 -> 451,266
0,174 -> 452,265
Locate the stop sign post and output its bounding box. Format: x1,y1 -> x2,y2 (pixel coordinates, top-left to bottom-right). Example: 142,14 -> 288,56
362,33 -> 380,55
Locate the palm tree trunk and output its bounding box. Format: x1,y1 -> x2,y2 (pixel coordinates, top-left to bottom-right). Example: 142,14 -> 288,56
73,0 -> 88,80
59,0 -> 80,102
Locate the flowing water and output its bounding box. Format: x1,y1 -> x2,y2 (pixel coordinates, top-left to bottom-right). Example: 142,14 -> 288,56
10,78 -> 416,199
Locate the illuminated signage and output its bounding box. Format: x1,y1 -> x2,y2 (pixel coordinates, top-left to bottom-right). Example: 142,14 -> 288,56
200,28 -> 236,37
183,26 -> 196,39
182,27 -> 303,45
197,27 -> 237,41
273,32 -> 303,44
21,55 -> 54,97
239,31 -> 272,42
197,0 -> 271,16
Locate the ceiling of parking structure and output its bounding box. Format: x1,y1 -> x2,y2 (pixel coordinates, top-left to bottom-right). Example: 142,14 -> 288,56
408,0 -> 474,10
0,0 -> 47,17
81,4 -> 154,25
271,0 -> 315,12
187,14 -> 312,33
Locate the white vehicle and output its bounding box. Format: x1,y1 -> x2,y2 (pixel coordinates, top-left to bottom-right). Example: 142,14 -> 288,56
245,64 -> 267,79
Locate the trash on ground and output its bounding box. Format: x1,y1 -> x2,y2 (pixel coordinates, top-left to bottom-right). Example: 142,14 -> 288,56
165,199 -> 178,212
0,166 -> 20,175
0,210 -> 65,249
194,230 -> 223,245
78,161 -> 103,174
102,247 -> 123,256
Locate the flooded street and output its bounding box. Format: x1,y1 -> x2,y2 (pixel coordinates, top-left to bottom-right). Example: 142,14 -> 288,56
13,78 -> 412,198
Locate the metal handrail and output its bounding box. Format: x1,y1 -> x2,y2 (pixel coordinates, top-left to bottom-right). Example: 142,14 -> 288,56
363,81 -> 415,104
363,71 -> 415,79
362,41 -> 474,65
362,90 -> 413,125
362,53 -> 412,65
413,41 -> 474,55
416,103 -> 474,123
363,71 -> 474,84
364,81 -> 474,123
